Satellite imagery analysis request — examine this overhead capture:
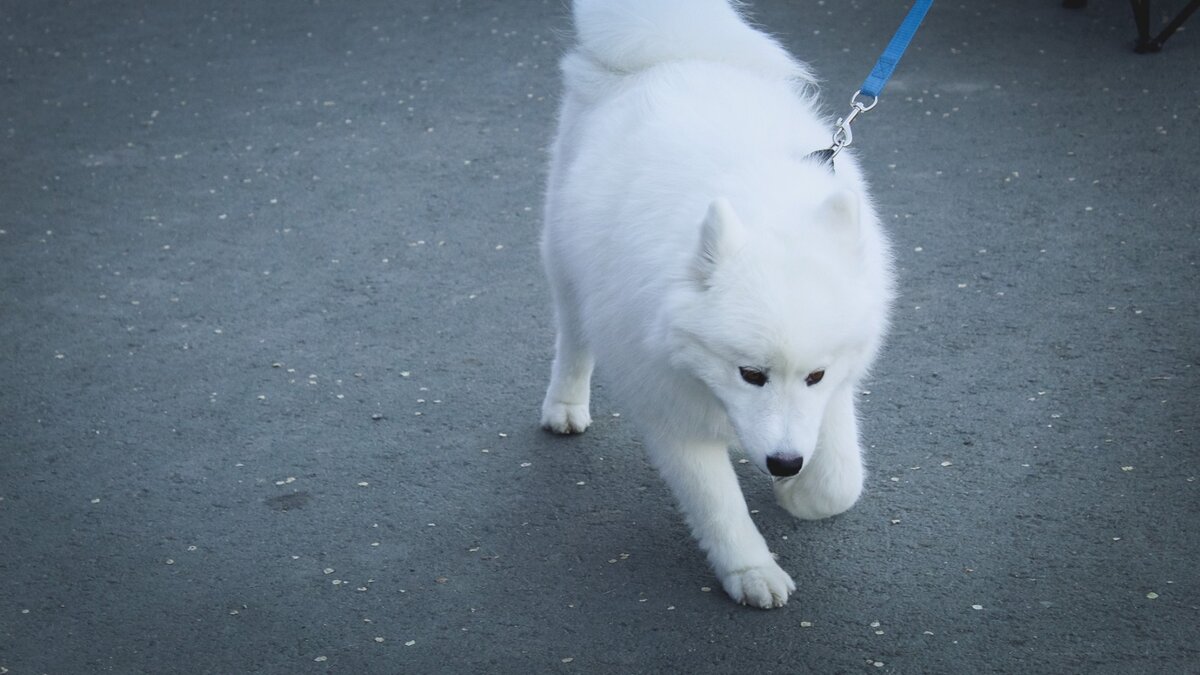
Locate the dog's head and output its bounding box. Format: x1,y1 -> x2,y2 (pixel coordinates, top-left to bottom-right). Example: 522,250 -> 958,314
667,193 -> 891,477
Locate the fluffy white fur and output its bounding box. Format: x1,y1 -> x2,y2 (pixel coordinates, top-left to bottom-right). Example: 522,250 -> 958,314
540,0 -> 895,609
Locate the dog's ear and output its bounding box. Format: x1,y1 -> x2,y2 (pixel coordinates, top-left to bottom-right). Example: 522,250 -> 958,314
694,197 -> 744,287
816,189 -> 862,248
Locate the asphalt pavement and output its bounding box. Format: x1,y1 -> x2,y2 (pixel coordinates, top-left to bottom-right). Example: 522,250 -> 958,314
1,0 -> 1198,673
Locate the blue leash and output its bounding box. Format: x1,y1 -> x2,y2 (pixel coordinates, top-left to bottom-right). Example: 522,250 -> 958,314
860,0 -> 934,99
820,0 -> 934,162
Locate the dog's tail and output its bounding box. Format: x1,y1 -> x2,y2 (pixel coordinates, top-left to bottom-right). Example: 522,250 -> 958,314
571,0 -> 813,82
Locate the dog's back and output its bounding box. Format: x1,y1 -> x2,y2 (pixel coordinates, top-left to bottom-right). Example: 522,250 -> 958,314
545,0 -> 841,325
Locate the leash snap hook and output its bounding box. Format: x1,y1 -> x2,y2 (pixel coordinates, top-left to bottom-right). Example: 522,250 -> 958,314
830,90 -> 878,157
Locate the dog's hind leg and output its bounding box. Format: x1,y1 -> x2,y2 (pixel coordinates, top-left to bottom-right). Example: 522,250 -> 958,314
649,438 -> 795,609
539,259 -> 594,434
773,386 -> 865,520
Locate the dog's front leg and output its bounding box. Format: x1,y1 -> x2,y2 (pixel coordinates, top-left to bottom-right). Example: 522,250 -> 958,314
649,439 -> 795,609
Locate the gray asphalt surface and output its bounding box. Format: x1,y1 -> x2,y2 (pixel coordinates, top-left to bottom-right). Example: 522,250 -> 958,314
2,1 -> 1198,673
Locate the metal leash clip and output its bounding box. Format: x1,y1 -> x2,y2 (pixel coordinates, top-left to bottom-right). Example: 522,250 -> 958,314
830,91 -> 879,158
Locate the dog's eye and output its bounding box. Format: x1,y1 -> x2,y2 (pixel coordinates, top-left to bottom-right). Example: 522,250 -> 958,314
739,367 -> 768,387
805,369 -> 825,386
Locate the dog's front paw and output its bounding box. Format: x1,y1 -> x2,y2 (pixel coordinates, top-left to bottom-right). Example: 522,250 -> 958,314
720,562 -> 795,609
540,401 -> 592,435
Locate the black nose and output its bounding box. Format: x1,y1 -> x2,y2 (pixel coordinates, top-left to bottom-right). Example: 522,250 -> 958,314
766,455 -> 804,477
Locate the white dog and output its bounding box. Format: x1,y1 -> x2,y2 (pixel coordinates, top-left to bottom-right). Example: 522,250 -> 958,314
540,0 -> 894,608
